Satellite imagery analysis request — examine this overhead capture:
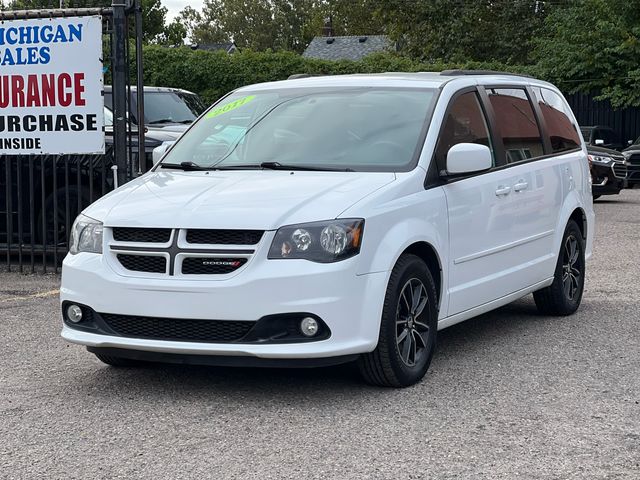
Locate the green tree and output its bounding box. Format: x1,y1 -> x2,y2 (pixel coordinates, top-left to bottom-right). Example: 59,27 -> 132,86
308,0 -> 385,37
535,0 -> 640,107
140,0 -> 170,43
1,0 -> 184,45
156,18 -> 188,45
177,5 -> 225,45
180,0 -> 385,53
376,0 -> 549,64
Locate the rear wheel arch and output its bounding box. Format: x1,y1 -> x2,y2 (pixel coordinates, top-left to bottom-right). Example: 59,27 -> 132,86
569,207 -> 587,240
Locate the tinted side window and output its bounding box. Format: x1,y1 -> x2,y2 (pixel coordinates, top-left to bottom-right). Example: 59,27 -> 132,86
532,87 -> 581,153
486,88 -> 544,163
435,91 -> 493,169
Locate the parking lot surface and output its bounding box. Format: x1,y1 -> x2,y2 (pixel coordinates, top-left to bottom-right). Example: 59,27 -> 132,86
1,191 -> 639,479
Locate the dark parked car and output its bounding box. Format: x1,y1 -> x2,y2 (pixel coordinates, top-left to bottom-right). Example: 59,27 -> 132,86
622,139 -> 640,188
2,88 -> 207,258
104,86 -> 207,134
587,145 -> 628,199
0,125 -> 166,251
580,125 -> 631,151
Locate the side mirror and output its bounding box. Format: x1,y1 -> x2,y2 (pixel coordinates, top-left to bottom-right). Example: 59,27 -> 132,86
594,139 -> 605,146
628,140 -> 633,146
445,143 -> 492,175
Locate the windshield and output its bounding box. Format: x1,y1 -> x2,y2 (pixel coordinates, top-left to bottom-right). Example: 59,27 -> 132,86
159,87 -> 437,172
580,128 -> 592,141
104,91 -> 206,125
144,92 -> 206,124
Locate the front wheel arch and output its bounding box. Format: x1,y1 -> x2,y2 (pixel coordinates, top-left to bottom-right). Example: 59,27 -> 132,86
401,241 -> 442,311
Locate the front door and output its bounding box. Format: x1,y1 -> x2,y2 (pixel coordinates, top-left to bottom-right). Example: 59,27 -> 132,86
441,87 -> 559,316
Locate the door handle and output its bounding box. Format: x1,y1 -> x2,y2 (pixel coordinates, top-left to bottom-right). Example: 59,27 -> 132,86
495,185 -> 511,196
513,180 -> 528,192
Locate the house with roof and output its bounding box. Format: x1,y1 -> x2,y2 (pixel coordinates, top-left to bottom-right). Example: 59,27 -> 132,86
302,35 -> 394,61
190,42 -> 239,54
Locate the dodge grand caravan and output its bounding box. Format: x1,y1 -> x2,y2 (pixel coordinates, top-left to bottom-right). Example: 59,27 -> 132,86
61,71 -> 594,387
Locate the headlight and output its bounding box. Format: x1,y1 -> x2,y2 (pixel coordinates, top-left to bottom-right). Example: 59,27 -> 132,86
69,214 -> 103,255
268,219 -> 364,263
588,154 -> 612,165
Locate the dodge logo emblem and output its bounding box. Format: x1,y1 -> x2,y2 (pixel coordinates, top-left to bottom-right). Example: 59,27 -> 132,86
201,260 -> 242,267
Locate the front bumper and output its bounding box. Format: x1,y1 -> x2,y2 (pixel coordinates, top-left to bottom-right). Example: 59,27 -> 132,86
591,162 -> 627,195
61,253 -> 388,359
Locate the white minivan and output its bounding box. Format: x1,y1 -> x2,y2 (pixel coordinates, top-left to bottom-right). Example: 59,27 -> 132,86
61,71 -> 594,387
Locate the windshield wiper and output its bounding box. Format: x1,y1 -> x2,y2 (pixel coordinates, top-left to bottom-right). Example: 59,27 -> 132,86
160,161 -> 354,172
160,161 -> 210,171
258,162 -> 354,172
149,118 -> 175,125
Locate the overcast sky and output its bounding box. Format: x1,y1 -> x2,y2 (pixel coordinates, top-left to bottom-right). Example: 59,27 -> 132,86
165,0 -> 204,20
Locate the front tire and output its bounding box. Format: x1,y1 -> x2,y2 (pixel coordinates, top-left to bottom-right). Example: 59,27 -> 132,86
358,254 -> 438,388
533,220 -> 585,315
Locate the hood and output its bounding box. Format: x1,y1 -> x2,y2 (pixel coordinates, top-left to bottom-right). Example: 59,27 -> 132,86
144,129 -> 183,142
623,144 -> 640,154
147,125 -> 190,135
587,145 -> 620,156
85,170 -> 396,230
587,145 -> 625,162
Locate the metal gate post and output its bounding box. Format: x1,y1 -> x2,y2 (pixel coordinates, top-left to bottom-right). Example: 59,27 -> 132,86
112,0 -> 129,186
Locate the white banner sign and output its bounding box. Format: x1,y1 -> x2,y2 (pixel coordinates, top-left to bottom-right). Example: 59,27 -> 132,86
0,16 -> 104,155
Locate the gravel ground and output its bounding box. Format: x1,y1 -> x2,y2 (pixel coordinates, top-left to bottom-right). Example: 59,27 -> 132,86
1,191 -> 639,479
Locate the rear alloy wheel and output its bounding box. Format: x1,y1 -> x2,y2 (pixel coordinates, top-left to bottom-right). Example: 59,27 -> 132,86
358,254 -> 438,387
533,220 -> 585,315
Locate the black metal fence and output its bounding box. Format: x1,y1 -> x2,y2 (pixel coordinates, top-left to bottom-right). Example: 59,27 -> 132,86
0,1 -> 146,273
566,92 -> 640,144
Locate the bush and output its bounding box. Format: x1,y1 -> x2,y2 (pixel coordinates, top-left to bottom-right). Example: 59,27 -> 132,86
142,46 -> 541,106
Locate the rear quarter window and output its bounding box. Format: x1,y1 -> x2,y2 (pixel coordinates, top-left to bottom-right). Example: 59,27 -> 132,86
532,87 -> 581,153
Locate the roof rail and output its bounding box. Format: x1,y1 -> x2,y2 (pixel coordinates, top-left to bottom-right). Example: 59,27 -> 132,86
440,69 -> 533,79
287,73 -> 328,80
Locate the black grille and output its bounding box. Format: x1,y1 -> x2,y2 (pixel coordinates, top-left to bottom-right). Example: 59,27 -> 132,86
100,313 -> 255,342
113,227 -> 172,243
627,153 -> 640,166
612,163 -> 628,179
186,229 -> 263,245
628,154 -> 640,183
182,257 -> 247,275
117,254 -> 167,273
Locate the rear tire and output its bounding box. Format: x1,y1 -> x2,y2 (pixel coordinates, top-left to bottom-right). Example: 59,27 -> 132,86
358,254 -> 438,388
93,352 -> 145,367
533,220 -> 585,316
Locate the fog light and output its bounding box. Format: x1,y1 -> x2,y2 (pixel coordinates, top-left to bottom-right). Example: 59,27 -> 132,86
67,304 -> 83,323
300,317 -> 319,337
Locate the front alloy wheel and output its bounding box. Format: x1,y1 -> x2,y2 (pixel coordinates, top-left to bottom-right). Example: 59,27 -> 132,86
396,278 -> 430,367
358,254 -> 438,387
